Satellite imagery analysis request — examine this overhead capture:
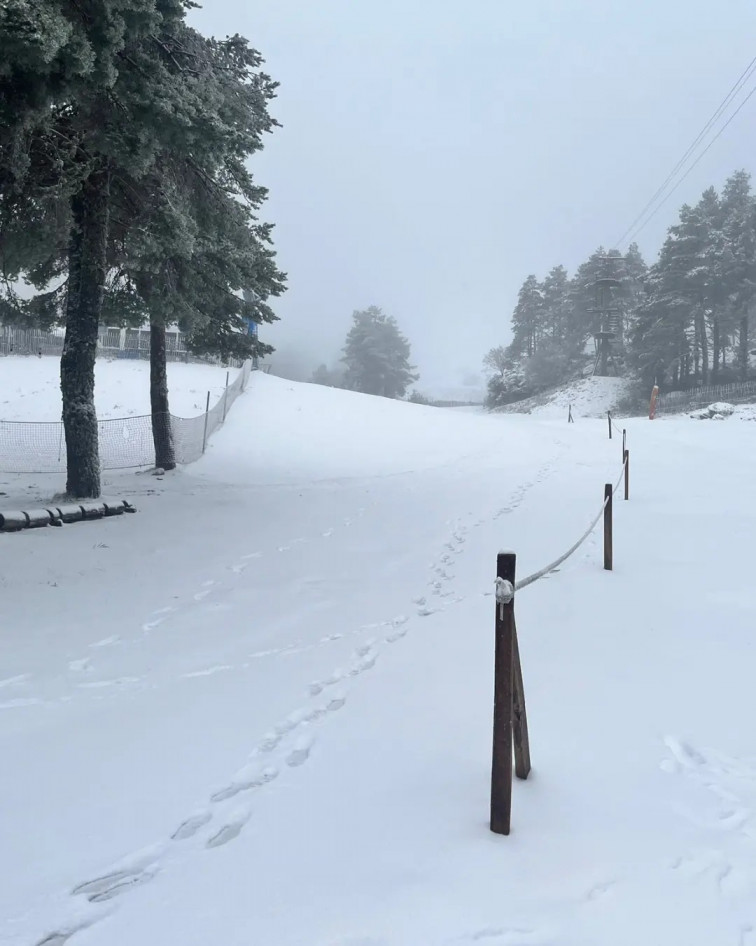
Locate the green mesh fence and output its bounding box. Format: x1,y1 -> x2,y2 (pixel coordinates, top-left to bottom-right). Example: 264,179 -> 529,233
0,361 -> 252,473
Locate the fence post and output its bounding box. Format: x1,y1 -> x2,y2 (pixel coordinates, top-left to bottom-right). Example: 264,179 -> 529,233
607,411 -> 612,439
491,552 -> 515,835
624,449 -> 630,501
222,371 -> 230,423
603,483 -> 613,571
512,620 -> 531,780
202,390 -> 210,454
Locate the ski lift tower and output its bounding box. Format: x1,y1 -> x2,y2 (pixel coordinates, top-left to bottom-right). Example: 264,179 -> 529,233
590,253 -> 624,377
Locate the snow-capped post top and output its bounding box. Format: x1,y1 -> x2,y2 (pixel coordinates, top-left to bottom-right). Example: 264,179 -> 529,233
495,578 -> 514,617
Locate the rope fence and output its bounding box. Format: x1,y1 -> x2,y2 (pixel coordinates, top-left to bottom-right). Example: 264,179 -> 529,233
0,360 -> 253,474
490,415 -> 631,836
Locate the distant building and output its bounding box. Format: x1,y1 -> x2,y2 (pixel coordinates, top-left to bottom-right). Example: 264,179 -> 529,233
98,325 -> 188,358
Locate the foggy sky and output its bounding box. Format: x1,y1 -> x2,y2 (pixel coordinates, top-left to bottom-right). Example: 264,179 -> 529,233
190,0 -> 756,393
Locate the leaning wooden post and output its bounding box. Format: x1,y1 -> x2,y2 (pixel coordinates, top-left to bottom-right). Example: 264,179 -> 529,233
603,483 -> 613,571
201,390 -> 211,454
624,449 -> 630,501
512,618 -> 531,780
608,411 -> 612,439
491,552 -> 516,835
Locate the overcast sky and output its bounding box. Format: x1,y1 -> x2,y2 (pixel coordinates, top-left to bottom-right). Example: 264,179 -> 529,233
190,0 -> 756,392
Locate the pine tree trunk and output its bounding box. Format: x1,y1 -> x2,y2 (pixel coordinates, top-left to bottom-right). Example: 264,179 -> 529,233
60,166 -> 109,499
712,314 -> 720,380
740,315 -> 749,380
697,308 -> 709,382
693,331 -> 700,380
150,321 -> 176,470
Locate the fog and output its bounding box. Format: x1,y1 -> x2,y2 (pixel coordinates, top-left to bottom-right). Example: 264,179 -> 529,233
190,0 -> 756,394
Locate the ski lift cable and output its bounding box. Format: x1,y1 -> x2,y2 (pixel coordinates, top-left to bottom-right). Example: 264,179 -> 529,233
621,78 -> 756,246
614,54 -> 756,249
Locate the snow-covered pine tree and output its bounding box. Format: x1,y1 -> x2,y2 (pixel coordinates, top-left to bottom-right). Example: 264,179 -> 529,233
1,0 -> 190,497
540,265 -> 571,342
719,171 -> 756,380
341,307 -> 418,399
105,27 -> 284,470
509,275 -> 543,357
1,5 -> 284,482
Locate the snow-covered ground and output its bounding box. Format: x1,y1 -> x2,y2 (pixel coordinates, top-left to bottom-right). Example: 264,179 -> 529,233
0,356 -> 236,421
2,374 -> 756,946
498,376 -> 631,419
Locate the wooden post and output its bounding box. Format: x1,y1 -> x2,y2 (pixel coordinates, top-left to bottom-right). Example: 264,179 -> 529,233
624,449 -> 630,501
222,370 -> 230,422
608,411 -> 612,439
603,483 -> 613,571
568,404 -> 574,424
622,428 -> 626,456
491,552 -> 515,835
201,390 -> 211,454
512,618 -> 531,780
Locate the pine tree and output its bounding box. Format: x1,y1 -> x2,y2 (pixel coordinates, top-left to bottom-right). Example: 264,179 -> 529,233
540,265 -> 571,342
1,0 -> 191,496
719,171 -> 756,379
311,364 -> 344,387
341,306 -> 417,399
107,27 -> 284,469
1,6 -> 284,482
509,275 -> 543,356
630,197 -> 718,387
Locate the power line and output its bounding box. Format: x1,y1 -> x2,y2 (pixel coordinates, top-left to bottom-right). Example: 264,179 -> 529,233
614,54 -> 756,248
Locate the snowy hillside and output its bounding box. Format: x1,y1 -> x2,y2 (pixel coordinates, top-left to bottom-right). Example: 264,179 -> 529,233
0,356 -> 236,421
2,374 -> 756,946
498,375 -> 631,418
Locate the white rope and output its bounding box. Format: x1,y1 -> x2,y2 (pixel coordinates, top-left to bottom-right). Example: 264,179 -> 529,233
512,456 -> 628,593
613,456 -> 627,496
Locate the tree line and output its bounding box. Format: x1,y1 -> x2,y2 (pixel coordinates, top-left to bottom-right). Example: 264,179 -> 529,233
486,170 -> 756,407
0,1 -> 284,497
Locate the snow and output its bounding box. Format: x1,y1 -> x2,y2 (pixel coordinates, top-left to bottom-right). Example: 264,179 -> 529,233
0,355 -> 236,421
2,373 -> 756,946
499,376 -> 631,418
690,402 -> 737,420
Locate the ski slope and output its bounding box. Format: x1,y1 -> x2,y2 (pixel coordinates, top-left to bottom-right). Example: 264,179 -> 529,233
1,374 -> 756,946
498,376 -> 630,418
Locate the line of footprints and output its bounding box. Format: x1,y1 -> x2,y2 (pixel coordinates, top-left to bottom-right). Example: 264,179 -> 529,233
36,519 -> 473,946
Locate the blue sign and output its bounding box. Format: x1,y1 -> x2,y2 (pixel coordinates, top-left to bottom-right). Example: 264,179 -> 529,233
245,318 -> 258,337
